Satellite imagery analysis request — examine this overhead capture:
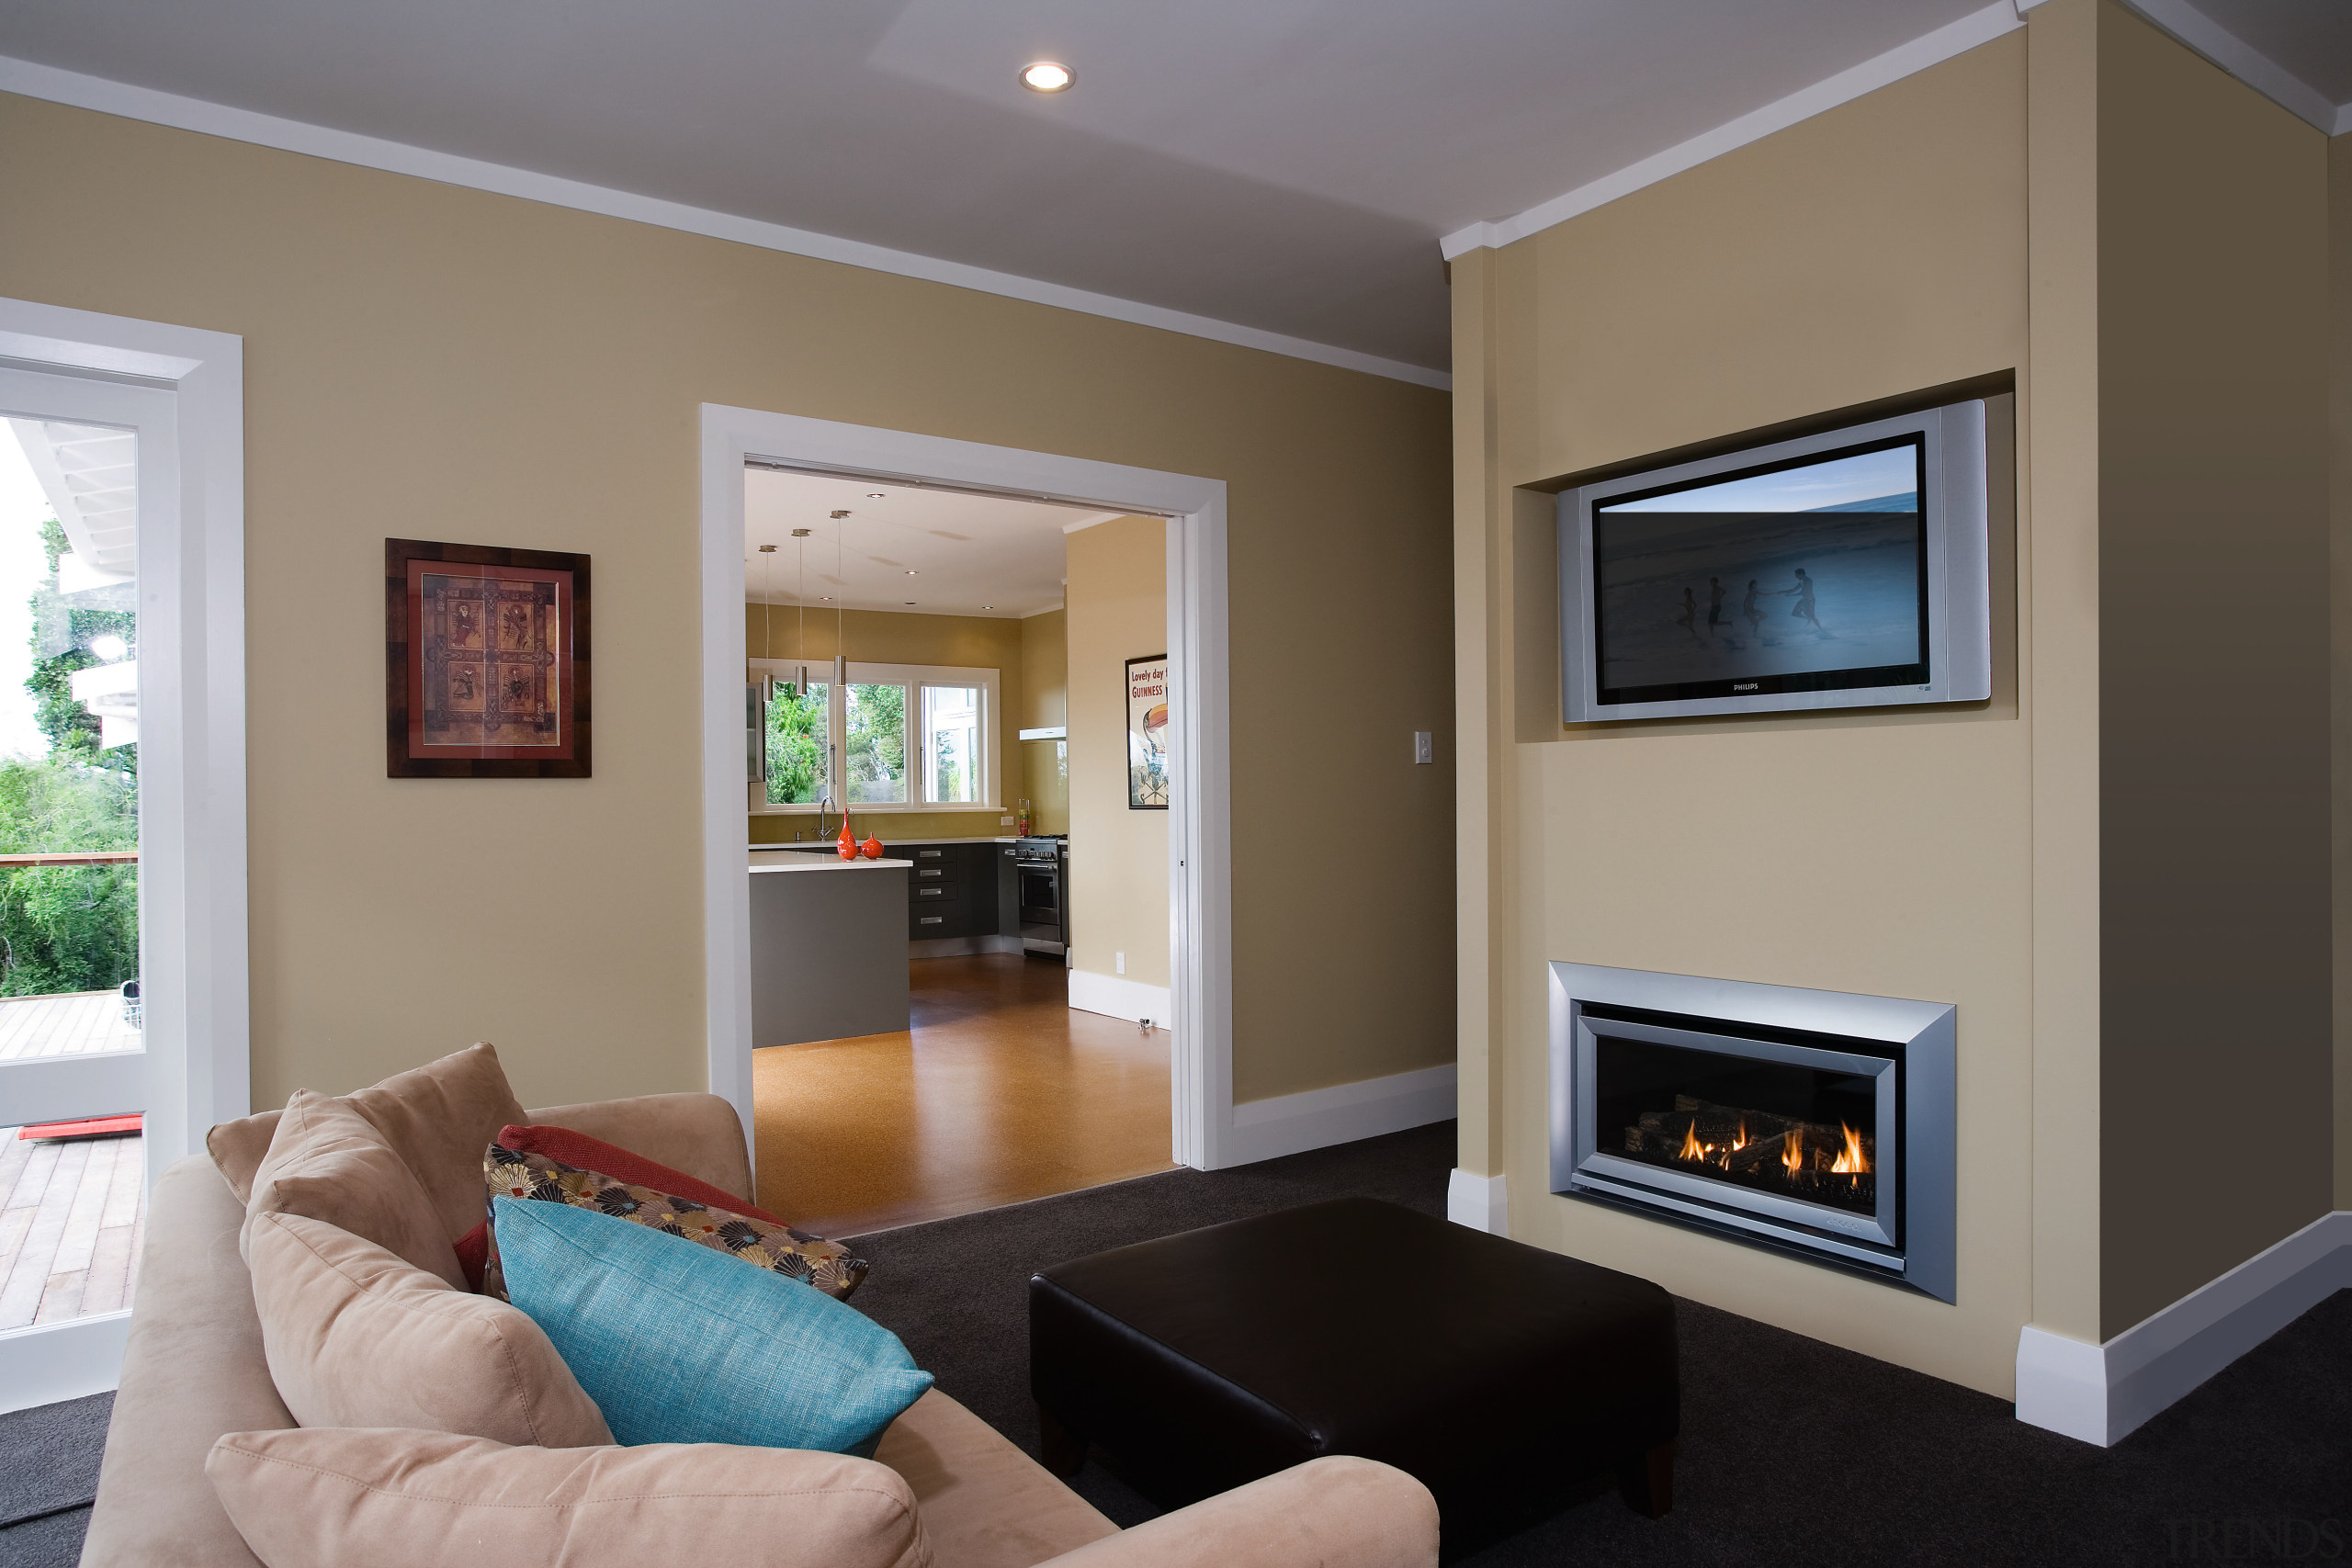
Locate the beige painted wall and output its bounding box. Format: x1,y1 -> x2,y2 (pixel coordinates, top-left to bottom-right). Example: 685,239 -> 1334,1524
1456,33 -> 2040,1395
2333,123 -> 2352,1215
746,604 -> 1022,843
1067,518 -> 1170,991
0,90 -> 1453,1113
2095,5 -> 2333,1337
1020,610 -> 1069,835
1456,3 -> 2342,1396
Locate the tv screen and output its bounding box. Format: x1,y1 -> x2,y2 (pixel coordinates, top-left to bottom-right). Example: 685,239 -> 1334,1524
1560,398 -> 1990,722
1590,437 -> 1926,705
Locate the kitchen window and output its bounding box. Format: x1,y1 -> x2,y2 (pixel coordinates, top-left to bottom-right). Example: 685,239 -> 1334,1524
752,660 -> 998,812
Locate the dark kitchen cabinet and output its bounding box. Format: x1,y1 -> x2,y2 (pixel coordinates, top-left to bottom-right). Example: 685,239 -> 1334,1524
898,841 -> 1009,941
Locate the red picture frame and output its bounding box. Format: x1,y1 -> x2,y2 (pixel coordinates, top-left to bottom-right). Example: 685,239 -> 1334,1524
386,538 -> 591,777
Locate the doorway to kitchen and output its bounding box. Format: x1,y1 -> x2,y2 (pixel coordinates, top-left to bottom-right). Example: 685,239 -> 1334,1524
699,405 -> 1238,1233
735,468 -> 1173,1233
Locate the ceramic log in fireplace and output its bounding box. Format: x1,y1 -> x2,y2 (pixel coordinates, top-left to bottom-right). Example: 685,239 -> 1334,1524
1550,964 -> 1955,1302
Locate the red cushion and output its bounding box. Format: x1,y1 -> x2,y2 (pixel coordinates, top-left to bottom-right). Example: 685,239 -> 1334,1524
454,1122 -> 785,1293
496,1123 -> 782,1225
454,1222 -> 491,1292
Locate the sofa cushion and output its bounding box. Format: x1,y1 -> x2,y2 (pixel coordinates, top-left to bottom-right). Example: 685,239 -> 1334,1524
520,1091 -> 754,1205
249,1209 -> 611,1449
500,1121 -> 786,1222
209,1043 -> 528,1240
874,1391 -> 1119,1568
494,1196 -> 929,1454
76,1157 -> 290,1568
481,1141 -> 866,1299
243,1089 -> 466,1290
205,1427 -> 931,1568
454,1119 -> 807,1292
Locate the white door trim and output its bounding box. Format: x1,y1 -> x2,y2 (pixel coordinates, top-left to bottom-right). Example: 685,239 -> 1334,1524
697,406 -> 1238,1169
0,300 -> 246,1409
0,302 -> 249,1178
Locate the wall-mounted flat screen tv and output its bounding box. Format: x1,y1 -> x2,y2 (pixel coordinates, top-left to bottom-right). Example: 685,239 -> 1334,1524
1560,399 -> 1991,723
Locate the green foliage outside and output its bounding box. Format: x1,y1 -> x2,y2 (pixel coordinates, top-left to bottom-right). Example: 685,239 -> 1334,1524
29,521 -> 135,777
0,759 -> 138,996
763,682 -> 828,806
845,682 -> 905,804
0,517 -> 141,997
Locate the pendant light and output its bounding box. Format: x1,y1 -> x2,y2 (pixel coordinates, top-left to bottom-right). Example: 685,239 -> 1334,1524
754,545 -> 777,704
831,510 -> 850,689
791,527 -> 811,696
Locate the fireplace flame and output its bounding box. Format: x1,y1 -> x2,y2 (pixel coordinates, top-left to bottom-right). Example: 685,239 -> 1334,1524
1733,1122 -> 1747,1151
1830,1122 -> 1870,1176
1679,1122 -> 1703,1161
1781,1129 -> 1803,1175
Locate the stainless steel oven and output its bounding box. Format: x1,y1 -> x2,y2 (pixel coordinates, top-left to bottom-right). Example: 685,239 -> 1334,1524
1015,835 -> 1067,955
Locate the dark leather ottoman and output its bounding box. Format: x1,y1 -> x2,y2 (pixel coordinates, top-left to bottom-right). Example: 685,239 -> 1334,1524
1029,1197 -> 1678,1542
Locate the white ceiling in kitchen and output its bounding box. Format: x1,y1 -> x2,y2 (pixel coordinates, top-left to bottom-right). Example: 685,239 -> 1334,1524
744,467 -> 1117,623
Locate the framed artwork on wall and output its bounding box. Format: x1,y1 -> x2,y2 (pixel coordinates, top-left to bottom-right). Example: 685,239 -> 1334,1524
387,538 -> 592,777
1125,654 -> 1168,809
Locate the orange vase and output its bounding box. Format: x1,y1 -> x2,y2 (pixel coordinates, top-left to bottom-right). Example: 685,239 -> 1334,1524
837,818 -> 858,860
861,833 -> 884,859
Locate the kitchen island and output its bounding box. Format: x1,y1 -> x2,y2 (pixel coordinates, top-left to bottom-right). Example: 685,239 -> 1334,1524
748,848 -> 911,1047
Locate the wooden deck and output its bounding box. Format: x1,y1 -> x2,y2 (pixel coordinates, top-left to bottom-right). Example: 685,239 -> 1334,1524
0,990 -> 148,1328
0,989 -> 142,1061
0,1127 -> 143,1329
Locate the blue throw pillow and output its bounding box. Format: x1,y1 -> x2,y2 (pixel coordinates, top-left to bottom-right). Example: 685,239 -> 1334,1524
492,1196 -> 932,1454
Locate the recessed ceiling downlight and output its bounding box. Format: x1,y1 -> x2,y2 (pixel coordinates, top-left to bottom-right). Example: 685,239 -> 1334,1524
1020,61 -> 1074,94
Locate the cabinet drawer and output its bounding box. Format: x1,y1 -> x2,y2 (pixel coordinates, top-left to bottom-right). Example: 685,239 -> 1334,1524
913,866 -> 951,881
910,883 -> 960,903
910,903 -> 984,939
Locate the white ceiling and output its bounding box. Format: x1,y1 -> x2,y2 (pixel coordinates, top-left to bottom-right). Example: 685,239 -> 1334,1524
0,2 -> 2342,375
744,467 -> 1114,623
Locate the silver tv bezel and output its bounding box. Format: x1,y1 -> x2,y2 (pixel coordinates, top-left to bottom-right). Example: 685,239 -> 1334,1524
1560,400 -> 1991,723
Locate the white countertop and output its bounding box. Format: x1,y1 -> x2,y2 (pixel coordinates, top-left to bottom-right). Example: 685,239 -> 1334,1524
748,849 -> 913,874
746,835 -> 1020,851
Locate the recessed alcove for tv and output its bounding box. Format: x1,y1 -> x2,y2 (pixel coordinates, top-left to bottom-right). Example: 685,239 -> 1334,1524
1558,399 -> 1991,722
1550,963 -> 1955,1303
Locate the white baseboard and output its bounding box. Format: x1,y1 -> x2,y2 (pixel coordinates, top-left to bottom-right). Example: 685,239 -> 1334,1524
0,1310 -> 130,1415
1219,1061 -> 1457,1168
1068,969 -> 1173,1028
910,935 -> 1024,959
2016,1209 -> 2352,1446
1448,1168 -> 1510,1235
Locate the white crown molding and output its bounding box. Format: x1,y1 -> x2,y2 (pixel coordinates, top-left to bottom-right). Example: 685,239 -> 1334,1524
2113,0 -> 2347,135
1441,2 -> 2025,260
0,54 -> 1450,392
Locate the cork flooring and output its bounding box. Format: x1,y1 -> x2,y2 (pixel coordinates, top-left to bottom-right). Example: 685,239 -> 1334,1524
752,953 -> 1175,1237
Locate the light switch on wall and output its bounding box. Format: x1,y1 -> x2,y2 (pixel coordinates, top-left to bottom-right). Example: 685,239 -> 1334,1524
1115,952 -> 1126,975
1414,731 -> 1433,764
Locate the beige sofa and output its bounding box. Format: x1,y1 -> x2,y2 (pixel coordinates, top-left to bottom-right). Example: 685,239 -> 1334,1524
79,1085 -> 1437,1568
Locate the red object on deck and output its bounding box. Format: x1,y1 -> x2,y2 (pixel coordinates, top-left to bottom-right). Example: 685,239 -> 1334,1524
18,1113 -> 142,1141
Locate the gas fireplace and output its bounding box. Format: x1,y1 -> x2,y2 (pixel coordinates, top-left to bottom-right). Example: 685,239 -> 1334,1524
1550,964 -> 1954,1302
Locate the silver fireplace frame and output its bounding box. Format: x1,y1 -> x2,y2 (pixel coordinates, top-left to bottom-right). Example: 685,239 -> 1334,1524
1549,963 -> 1956,1303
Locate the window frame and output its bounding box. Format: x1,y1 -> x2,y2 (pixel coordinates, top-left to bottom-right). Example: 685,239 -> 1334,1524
749,657 -> 1000,813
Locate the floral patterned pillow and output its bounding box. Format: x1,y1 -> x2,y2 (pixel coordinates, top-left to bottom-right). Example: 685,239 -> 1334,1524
481,1144 -> 867,1302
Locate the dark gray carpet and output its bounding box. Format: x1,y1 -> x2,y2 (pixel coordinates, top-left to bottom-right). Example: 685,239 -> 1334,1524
0,1388 -> 110,1566
6,1123 -> 2344,1567
845,1121 -> 2352,1567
